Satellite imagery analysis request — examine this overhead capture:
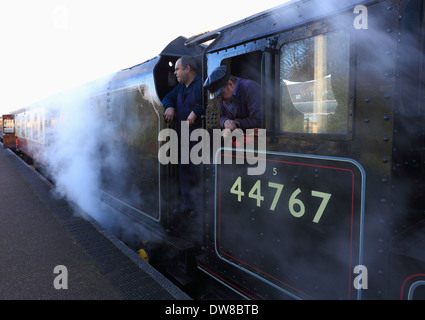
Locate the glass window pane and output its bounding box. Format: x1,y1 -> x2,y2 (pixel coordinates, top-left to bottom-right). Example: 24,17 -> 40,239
280,30 -> 350,134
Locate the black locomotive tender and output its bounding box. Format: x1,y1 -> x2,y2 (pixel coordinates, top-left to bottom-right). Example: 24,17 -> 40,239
8,0 -> 425,299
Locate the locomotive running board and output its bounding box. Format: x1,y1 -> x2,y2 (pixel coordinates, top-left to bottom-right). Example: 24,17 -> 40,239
99,190 -> 161,223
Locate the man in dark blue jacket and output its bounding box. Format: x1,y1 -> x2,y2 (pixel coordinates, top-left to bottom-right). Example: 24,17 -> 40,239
203,65 -> 262,131
162,56 -> 203,217
162,56 -> 203,130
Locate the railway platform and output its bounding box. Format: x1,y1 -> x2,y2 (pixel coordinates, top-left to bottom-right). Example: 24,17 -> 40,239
0,145 -> 190,300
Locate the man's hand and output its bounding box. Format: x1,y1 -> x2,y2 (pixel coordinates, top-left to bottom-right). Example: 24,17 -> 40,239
187,111 -> 197,125
164,107 -> 175,123
224,119 -> 240,131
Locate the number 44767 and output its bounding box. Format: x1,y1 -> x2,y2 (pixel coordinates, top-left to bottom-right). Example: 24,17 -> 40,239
229,176 -> 332,224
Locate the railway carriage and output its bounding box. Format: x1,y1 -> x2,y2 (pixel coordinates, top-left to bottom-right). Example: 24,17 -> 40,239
1,114 -> 16,149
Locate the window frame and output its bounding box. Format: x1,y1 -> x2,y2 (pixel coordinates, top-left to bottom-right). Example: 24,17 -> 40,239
276,22 -> 356,141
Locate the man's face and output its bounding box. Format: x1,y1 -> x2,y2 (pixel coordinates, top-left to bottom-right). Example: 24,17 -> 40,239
217,80 -> 234,103
174,59 -> 188,85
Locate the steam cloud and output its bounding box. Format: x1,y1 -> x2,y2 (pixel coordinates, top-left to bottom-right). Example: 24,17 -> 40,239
35,76 -> 133,236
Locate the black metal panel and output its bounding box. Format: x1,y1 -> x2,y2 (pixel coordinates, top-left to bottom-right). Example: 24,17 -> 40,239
161,36 -> 205,57
207,151 -> 365,299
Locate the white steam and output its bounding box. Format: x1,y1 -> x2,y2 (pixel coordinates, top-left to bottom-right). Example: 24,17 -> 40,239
39,77 -> 117,226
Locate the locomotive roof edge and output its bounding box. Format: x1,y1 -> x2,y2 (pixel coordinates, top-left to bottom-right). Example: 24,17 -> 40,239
186,0 -> 379,51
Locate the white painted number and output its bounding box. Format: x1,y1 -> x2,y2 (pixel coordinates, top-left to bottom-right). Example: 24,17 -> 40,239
289,188 -> 305,218
311,191 -> 332,223
229,177 -> 332,223
230,176 -> 244,202
248,180 -> 264,207
268,182 -> 284,211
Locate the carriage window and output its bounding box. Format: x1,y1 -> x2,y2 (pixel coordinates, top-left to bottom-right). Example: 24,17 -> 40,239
3,117 -> 15,134
280,30 -> 350,134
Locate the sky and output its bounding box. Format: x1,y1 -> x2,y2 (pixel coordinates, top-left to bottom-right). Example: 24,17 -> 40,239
0,0 -> 289,115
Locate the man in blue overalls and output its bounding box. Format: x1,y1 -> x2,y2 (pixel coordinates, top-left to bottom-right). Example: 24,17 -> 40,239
162,56 -> 203,217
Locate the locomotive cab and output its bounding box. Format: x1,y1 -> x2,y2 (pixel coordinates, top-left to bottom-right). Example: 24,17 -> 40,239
154,36 -> 205,102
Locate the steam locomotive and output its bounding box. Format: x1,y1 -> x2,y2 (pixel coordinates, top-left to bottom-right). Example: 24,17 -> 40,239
8,0 -> 425,299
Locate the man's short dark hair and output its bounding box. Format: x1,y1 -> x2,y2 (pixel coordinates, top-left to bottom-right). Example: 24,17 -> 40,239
180,56 -> 197,73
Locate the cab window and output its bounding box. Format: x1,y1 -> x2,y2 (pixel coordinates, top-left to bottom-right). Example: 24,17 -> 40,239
279,30 -> 350,135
